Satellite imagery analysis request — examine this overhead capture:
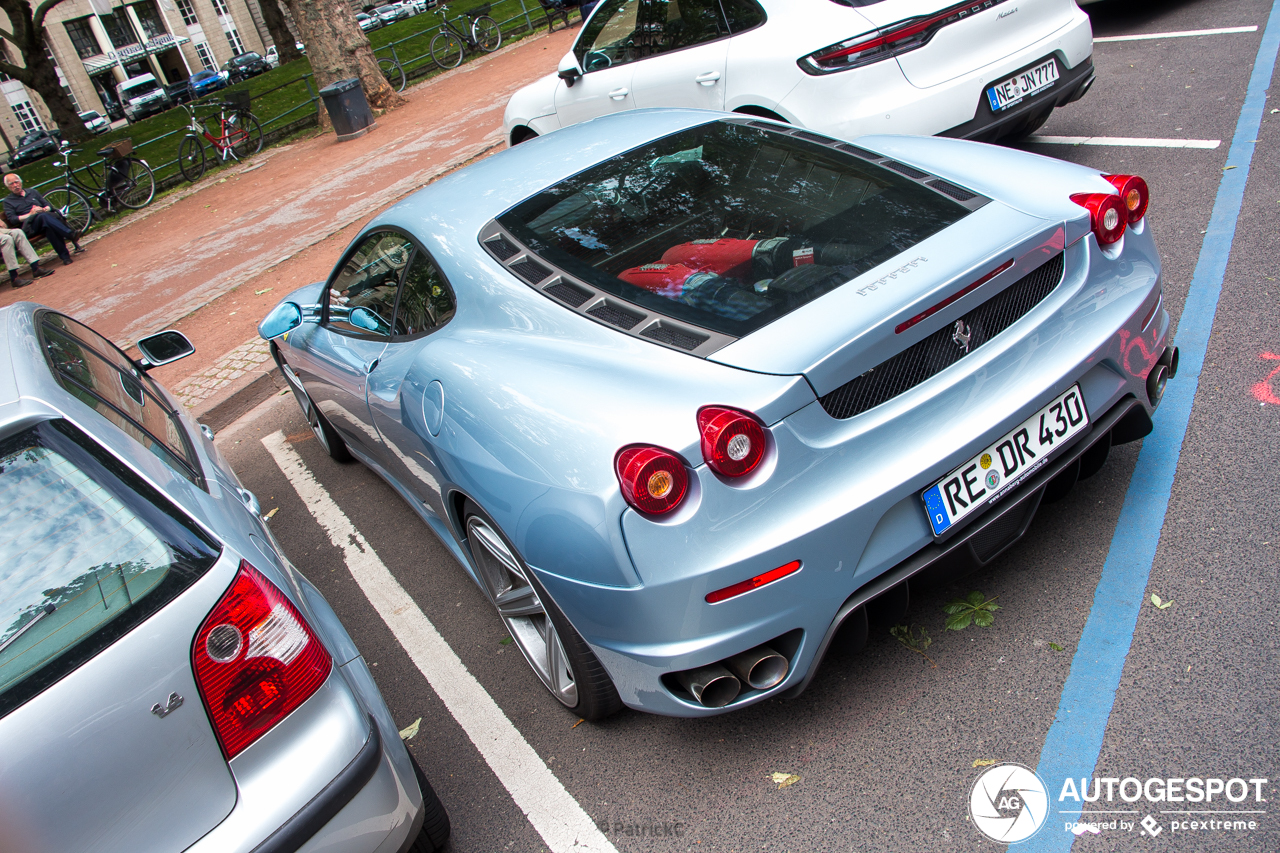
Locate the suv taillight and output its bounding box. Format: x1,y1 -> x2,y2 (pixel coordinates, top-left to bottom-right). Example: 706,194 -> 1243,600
799,0 -> 986,74
192,561 -> 331,758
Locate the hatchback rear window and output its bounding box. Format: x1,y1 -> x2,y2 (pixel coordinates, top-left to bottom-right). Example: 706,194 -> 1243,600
496,120 -> 967,337
0,420 -> 220,717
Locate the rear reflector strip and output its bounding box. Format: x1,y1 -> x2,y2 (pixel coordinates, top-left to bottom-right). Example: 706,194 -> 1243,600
895,259 -> 1013,334
706,561 -> 801,604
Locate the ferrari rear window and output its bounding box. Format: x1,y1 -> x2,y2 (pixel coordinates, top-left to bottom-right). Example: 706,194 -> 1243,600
496,120 -> 967,337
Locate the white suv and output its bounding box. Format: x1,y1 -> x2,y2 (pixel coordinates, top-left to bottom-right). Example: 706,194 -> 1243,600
504,0 -> 1094,146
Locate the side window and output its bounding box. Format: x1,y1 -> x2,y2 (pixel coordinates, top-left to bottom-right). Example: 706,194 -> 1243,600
326,231 -> 413,338
39,313 -> 203,487
719,0 -> 764,32
393,249 -> 456,339
576,0 -> 728,71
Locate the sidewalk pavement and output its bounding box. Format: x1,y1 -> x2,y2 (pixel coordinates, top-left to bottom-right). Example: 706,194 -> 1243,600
0,25 -> 579,432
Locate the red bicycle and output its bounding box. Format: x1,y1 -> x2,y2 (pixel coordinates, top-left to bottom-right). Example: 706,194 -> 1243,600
177,95 -> 263,182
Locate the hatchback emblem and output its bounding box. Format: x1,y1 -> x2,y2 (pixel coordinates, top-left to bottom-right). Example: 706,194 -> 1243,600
952,320 -> 973,353
151,692 -> 184,718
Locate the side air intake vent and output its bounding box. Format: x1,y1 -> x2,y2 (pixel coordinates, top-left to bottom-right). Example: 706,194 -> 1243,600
483,234 -> 518,261
640,322 -> 708,352
927,179 -> 977,202
588,301 -> 644,330
544,280 -> 591,308
793,130 -> 837,146
510,257 -> 552,284
883,160 -> 929,180
819,253 -> 1066,419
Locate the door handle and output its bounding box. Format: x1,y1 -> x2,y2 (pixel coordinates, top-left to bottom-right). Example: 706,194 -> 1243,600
695,71 -> 721,86
366,357 -> 380,374
608,87 -> 629,100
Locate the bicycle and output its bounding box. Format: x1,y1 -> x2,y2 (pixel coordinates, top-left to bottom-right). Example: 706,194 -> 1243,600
379,55 -> 407,93
47,138 -> 156,235
430,3 -> 502,70
177,94 -> 264,183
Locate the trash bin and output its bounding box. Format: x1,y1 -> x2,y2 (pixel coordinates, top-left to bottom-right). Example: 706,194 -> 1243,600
318,77 -> 377,141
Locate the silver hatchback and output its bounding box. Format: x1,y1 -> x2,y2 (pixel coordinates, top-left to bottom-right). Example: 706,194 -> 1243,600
0,303 -> 449,853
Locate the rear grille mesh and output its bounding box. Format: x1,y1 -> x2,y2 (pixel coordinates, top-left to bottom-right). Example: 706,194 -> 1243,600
588,302 -> 644,330
641,323 -> 708,351
483,234 -> 519,261
927,179 -> 977,202
883,160 -> 929,180
510,258 -> 551,284
819,253 -> 1065,420
544,280 -> 591,307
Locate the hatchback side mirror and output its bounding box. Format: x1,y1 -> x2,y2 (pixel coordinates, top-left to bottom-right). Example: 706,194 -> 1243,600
136,330 -> 195,370
557,52 -> 581,87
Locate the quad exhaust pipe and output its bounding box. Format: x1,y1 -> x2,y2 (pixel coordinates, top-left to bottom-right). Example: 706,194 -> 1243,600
1147,346 -> 1180,407
675,644 -> 790,708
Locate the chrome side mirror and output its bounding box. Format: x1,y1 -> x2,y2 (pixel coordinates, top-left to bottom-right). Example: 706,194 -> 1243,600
136,330 -> 194,371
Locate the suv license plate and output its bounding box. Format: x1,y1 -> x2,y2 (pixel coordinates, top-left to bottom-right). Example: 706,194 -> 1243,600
922,385 -> 1088,536
987,58 -> 1059,112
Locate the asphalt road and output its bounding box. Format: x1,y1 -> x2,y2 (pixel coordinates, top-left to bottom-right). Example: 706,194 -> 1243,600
217,1 -> 1279,850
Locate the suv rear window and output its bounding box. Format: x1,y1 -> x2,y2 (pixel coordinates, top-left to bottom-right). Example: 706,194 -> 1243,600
0,419 -> 220,718
496,120 -> 967,337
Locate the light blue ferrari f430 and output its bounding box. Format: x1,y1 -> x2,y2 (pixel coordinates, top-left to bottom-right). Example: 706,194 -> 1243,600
260,109 -> 1177,719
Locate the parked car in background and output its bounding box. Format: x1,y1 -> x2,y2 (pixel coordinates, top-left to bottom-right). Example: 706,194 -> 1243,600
9,128 -> 62,168
222,51 -> 271,82
77,110 -> 110,135
117,73 -> 171,122
259,108 -> 1173,719
165,80 -> 195,105
189,69 -> 229,98
0,303 -> 451,853
265,46 -> 280,68
357,12 -> 383,31
504,0 -> 1095,146
375,3 -> 406,24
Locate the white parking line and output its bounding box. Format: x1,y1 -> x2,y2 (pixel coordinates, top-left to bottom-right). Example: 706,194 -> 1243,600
1028,136 -> 1222,149
262,432 -> 617,853
1095,25 -> 1258,43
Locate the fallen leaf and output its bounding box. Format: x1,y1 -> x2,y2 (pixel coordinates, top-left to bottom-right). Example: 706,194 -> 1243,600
398,717 -> 421,740
571,718 -> 584,729
255,287 -> 273,295
263,507 -> 278,520
499,636 -> 513,645
1048,642 -> 1064,652
769,772 -> 800,789
1223,165 -> 1237,171
973,759 -> 998,768
1151,594 -> 1173,610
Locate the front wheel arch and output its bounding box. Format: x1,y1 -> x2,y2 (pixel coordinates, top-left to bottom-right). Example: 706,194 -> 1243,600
509,125 -> 539,146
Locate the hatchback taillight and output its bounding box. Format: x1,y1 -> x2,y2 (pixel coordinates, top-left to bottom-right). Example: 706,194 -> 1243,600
615,445 -> 689,515
192,561 -> 331,758
1070,191 -> 1128,246
698,406 -> 766,477
799,0 -> 985,74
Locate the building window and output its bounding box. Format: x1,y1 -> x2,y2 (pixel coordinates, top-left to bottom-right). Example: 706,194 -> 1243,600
194,40 -> 215,70
225,27 -> 244,55
12,101 -> 43,133
176,0 -> 199,27
132,2 -> 168,40
65,18 -> 103,60
101,11 -> 139,50
211,0 -> 230,16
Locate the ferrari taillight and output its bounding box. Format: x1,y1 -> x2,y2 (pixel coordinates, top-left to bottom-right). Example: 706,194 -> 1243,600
615,445 -> 689,515
192,561 -> 331,758
1103,174 -> 1149,224
1070,191 -> 1127,246
698,406 -> 766,478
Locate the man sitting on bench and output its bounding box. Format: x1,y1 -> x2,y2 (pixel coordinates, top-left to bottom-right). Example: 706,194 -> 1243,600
0,226 -> 54,288
3,173 -> 83,265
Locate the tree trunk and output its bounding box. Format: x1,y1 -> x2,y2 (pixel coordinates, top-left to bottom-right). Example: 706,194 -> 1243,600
281,0 -> 404,126
258,0 -> 302,64
0,0 -> 91,144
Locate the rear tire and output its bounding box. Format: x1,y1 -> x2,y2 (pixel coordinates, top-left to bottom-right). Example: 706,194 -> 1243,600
379,57 -> 407,92
229,114 -> 263,160
405,750 -> 451,852
431,31 -> 464,69
178,135 -> 206,182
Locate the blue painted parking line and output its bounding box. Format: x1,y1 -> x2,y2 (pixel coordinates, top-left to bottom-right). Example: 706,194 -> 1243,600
1023,3 -> 1280,849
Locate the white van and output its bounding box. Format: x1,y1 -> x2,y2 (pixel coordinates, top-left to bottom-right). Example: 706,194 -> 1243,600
116,73 -> 171,122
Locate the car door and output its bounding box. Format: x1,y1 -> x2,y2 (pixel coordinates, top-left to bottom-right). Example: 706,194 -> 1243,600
365,242 -> 457,522
299,231 -> 407,457
628,0 -> 732,112
554,0 -> 646,125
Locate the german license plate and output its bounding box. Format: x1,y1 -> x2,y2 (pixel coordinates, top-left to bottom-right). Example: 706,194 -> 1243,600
986,58 -> 1059,112
922,386 -> 1088,536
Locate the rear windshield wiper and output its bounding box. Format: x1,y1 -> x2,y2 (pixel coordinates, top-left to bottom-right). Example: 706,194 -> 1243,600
0,603 -> 57,656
